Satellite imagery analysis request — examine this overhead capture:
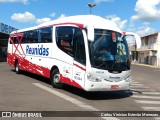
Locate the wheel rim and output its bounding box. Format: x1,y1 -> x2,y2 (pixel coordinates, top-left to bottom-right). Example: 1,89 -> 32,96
53,74 -> 60,84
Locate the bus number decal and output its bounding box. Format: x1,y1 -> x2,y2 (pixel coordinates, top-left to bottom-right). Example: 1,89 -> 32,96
74,76 -> 82,81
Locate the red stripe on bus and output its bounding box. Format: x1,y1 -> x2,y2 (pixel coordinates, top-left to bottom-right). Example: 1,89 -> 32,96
40,22 -> 84,29
9,32 -> 25,56
73,63 -> 86,71
53,22 -> 84,29
7,53 -> 50,78
8,53 -> 83,90
60,74 -> 83,90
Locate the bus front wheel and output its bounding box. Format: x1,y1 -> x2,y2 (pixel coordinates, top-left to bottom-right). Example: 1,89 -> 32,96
15,61 -> 21,74
50,69 -> 63,88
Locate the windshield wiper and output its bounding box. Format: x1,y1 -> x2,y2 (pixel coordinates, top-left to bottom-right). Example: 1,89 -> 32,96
96,61 -> 107,69
110,58 -> 130,70
120,63 -> 130,70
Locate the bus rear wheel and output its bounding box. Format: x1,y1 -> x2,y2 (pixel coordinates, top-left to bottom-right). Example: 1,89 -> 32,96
15,61 -> 21,74
50,69 -> 63,88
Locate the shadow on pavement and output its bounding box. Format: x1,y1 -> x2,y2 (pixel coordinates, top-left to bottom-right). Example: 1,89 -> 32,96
11,69 -> 133,100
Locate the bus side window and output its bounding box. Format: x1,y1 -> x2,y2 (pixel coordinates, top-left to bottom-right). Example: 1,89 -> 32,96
13,37 -> 18,44
10,39 -> 12,44
33,39 -> 37,43
21,32 -> 26,44
28,40 -> 31,43
44,39 -> 48,43
56,26 -> 73,56
60,34 -> 73,51
24,30 -> 38,43
40,27 -> 52,43
10,37 -> 13,44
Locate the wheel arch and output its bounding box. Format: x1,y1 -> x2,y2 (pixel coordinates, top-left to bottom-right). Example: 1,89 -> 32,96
50,65 -> 63,88
50,65 -> 59,78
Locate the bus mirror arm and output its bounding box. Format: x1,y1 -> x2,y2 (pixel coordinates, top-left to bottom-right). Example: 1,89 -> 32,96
123,32 -> 141,49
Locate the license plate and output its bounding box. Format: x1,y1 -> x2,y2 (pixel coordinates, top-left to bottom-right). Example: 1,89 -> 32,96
111,85 -> 119,89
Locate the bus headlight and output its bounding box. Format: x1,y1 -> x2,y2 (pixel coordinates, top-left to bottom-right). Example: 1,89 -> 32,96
87,73 -> 102,82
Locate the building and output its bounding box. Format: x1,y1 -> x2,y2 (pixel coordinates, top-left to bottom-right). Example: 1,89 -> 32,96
0,22 -> 17,62
137,32 -> 160,66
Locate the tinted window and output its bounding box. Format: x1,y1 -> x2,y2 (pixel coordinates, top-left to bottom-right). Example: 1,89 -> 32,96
56,26 -> 86,65
73,28 -> 86,65
21,30 -> 38,43
20,27 -> 52,43
40,27 -> 52,43
21,32 -> 27,43
10,37 -> 18,44
56,26 -> 74,56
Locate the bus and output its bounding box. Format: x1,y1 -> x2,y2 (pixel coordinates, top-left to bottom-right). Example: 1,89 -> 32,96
7,15 -> 140,91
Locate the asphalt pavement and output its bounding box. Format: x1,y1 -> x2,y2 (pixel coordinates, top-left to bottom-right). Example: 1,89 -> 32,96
0,62 -> 160,120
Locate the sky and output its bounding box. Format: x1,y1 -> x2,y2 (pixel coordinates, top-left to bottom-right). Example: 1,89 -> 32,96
0,0 -> 160,37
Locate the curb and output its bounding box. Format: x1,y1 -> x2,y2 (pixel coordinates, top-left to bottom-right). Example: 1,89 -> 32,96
131,63 -> 160,69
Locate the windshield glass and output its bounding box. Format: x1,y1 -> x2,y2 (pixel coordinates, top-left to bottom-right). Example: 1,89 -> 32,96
88,29 -> 130,72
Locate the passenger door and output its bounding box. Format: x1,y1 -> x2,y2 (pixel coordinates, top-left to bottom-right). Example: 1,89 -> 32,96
55,26 -> 86,89
55,26 -> 74,85
72,28 -> 86,89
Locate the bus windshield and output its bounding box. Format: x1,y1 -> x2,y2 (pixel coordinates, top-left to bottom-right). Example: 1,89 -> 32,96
88,29 -> 130,72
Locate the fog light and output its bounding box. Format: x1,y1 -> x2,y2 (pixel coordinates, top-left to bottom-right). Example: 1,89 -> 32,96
87,73 -> 102,82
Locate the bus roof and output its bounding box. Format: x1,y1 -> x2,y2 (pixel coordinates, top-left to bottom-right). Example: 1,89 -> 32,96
11,15 -> 121,34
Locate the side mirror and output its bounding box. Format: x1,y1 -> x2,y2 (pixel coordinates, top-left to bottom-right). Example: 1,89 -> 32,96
87,25 -> 94,41
123,32 -> 141,49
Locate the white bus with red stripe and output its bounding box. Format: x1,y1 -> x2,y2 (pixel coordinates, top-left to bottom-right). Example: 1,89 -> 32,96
7,15 -> 139,91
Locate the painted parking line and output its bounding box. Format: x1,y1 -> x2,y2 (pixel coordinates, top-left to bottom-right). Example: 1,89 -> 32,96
132,95 -> 160,99
33,83 -> 120,120
142,107 -> 160,120
131,81 -> 139,84
141,92 -> 160,95
131,88 -> 156,92
131,83 -> 144,86
154,117 -> 160,120
135,100 -> 160,104
142,107 -> 160,111
130,86 -> 149,89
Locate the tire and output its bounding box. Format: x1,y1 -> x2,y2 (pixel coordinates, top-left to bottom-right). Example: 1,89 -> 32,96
50,69 -> 63,88
15,61 -> 21,74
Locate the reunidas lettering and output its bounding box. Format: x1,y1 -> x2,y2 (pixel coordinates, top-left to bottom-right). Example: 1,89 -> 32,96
26,45 -> 49,56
